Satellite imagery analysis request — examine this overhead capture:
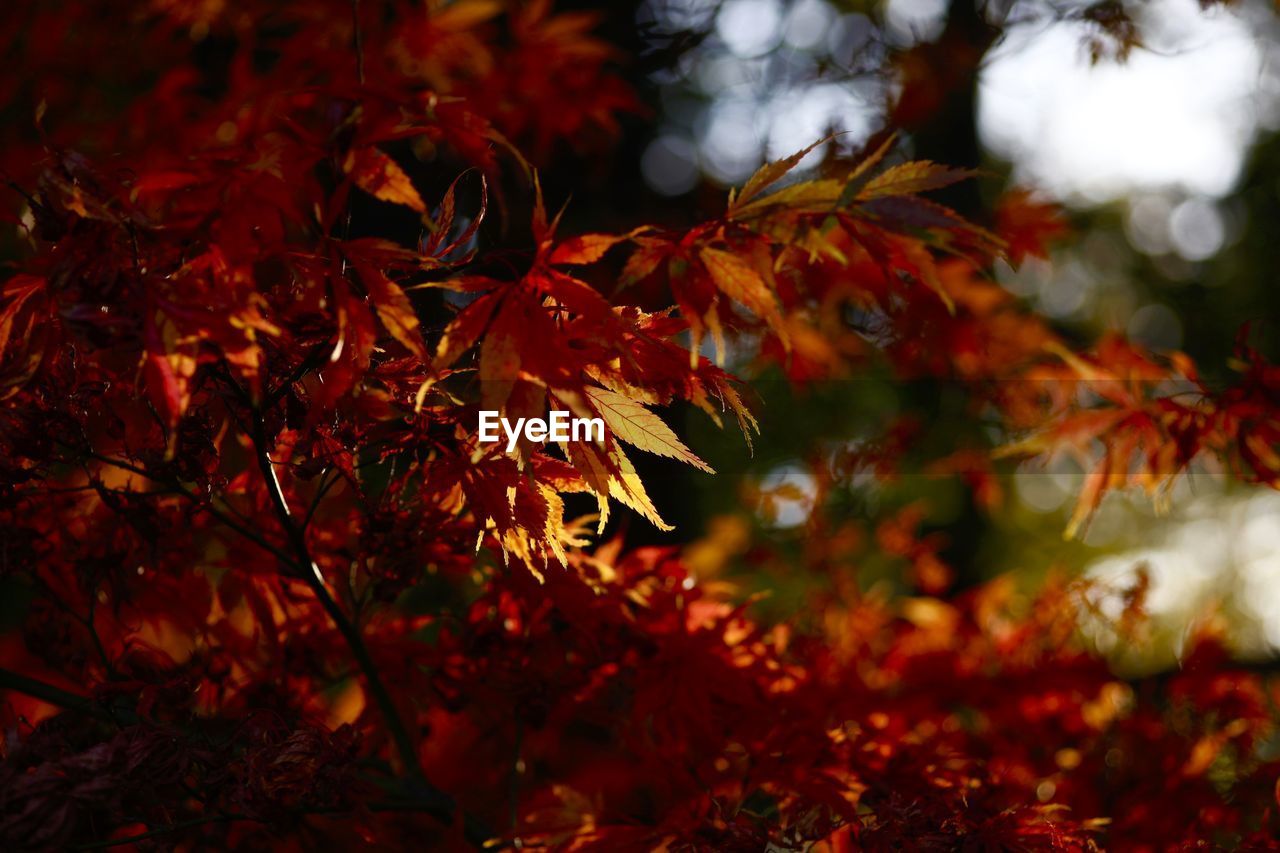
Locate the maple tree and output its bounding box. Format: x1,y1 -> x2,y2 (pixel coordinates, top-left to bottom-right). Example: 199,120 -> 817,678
2,1 -> 1280,850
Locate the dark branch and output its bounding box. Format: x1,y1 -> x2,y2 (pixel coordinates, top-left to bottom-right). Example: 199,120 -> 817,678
0,667 -> 136,726
245,409 -> 491,846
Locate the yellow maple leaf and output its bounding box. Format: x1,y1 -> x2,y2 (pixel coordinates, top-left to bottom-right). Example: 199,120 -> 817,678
585,386 -> 714,473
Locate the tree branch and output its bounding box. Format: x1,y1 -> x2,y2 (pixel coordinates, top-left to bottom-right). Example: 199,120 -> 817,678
72,448 -> 298,567
246,411 -> 490,845
0,666 -> 136,725
48,414 -> 492,844
72,815 -> 243,850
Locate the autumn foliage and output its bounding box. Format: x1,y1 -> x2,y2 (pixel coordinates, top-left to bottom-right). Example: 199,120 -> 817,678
3,1 -> 1280,850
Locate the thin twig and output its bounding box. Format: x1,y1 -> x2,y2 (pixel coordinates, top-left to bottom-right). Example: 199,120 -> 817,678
351,0 -> 365,85
265,339 -> 332,407
509,718 -> 523,833
302,466 -> 341,532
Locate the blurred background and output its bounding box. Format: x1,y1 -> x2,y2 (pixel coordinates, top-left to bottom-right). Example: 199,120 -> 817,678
545,0 -> 1280,672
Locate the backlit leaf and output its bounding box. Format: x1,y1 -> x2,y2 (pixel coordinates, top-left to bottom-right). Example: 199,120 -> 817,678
585,386 -> 714,473
345,147 -> 426,213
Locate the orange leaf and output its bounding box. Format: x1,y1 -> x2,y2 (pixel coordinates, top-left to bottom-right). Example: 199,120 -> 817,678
549,233 -> 628,266
434,293 -> 498,370
698,246 -> 789,349
997,188 -> 1069,265
479,302 -> 522,410
362,266 -> 428,361
345,147 -> 426,213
